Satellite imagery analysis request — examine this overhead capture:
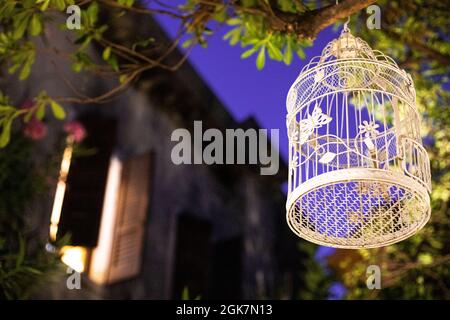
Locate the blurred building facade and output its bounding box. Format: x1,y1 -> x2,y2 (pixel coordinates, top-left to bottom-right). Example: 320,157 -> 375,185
1,11 -> 299,300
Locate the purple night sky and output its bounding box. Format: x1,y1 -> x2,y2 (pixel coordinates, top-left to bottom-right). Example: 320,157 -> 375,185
155,13 -> 339,161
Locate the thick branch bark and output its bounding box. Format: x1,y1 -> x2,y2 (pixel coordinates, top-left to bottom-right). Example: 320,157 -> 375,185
268,0 -> 378,39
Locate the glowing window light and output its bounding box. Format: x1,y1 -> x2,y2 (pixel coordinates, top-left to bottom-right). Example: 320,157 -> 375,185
49,137 -> 87,274
61,246 -> 87,273
49,138 -> 74,241
89,156 -> 122,284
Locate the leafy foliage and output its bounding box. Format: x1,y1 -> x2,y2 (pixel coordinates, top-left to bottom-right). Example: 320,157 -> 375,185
0,135 -> 64,299
296,243 -> 334,299
0,90 -> 65,148
222,16 -> 311,70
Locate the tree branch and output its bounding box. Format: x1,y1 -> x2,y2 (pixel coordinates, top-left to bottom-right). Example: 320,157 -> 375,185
384,29 -> 450,67
268,0 -> 378,39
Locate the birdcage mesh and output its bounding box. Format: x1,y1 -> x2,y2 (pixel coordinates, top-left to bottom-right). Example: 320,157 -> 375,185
286,27 -> 431,248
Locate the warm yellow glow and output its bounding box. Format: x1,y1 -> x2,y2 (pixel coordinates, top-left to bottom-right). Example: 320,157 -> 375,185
49,139 -> 87,274
50,181 -> 66,241
89,157 -> 122,284
49,225 -> 59,242
61,246 -> 87,273
49,140 -> 74,241
60,143 -> 73,179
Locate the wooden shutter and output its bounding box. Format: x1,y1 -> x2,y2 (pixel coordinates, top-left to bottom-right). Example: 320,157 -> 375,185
89,153 -> 151,285
108,153 -> 151,282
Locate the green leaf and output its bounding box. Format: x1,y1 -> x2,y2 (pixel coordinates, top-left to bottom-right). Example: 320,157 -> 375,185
226,18 -> 241,26
0,117 -> 12,147
223,28 -> 241,46
278,0 -> 297,13
50,101 -> 66,119
13,12 -> 31,39
87,1 -> 99,25
8,62 -> 22,75
241,46 -> 259,59
297,47 -> 306,59
19,54 -> 35,80
72,62 -> 83,73
23,109 -> 34,122
38,0 -> 51,11
131,37 -> 155,51
53,0 -> 68,11
213,5 -> 227,22
181,38 -> 192,49
0,106 -> 15,113
418,253 -> 433,265
117,0 -> 134,6
267,42 -> 283,61
102,46 -> 111,61
36,102 -> 46,120
256,46 -> 266,70
181,287 -> 190,300
119,74 -> 129,84
283,40 -> 293,65
29,14 -> 42,36
107,55 -> 119,72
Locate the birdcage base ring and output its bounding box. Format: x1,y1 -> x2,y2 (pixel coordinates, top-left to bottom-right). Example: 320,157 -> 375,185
287,168 -> 430,248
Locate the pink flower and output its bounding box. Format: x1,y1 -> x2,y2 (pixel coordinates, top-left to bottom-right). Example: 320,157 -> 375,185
23,119 -> 47,140
64,121 -> 86,143
20,99 -> 35,110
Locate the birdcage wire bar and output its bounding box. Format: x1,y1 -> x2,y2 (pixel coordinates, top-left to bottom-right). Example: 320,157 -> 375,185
286,27 -> 431,248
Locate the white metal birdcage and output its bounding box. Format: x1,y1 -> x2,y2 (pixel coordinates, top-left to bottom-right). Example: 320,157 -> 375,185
286,25 -> 432,248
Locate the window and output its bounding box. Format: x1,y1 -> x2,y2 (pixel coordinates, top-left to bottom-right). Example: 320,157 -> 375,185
89,153 -> 151,284
172,214 -> 212,299
49,113 -> 151,285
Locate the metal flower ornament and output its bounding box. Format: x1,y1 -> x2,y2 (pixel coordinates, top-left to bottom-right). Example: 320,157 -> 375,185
285,19 -> 432,248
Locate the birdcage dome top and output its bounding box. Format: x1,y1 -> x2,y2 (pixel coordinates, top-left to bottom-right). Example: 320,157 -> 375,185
302,28 -> 398,71
287,28 -> 416,114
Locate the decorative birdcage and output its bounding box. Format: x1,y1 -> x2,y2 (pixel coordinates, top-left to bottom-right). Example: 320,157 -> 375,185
286,25 -> 432,248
